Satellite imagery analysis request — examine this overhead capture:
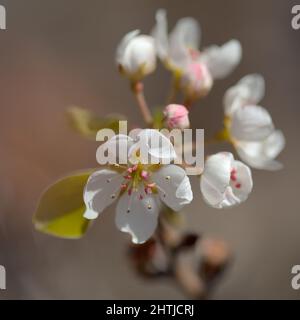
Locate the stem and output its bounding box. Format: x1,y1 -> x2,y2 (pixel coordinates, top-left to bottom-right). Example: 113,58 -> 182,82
132,81 -> 153,126
166,74 -> 180,105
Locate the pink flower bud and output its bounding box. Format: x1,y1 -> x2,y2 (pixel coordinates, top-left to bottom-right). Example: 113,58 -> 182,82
181,62 -> 213,99
164,104 -> 190,130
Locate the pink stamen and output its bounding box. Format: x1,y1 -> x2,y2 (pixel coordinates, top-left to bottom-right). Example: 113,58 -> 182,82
139,194 -> 144,200
128,188 -> 133,196
230,169 -> 237,181
235,183 -> 241,189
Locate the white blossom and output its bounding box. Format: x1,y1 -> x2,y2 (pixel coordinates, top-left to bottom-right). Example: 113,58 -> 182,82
116,30 -> 156,81
152,9 -> 242,98
200,152 -> 253,209
84,130 -> 193,244
224,75 -> 285,170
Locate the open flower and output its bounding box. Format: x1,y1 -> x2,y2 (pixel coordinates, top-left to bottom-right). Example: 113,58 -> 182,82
116,30 -> 156,81
164,104 -> 190,130
152,9 -> 242,98
84,129 -> 193,244
224,75 -> 285,170
200,152 -> 253,209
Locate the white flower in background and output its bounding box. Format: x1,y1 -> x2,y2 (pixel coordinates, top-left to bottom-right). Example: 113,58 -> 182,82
152,9 -> 242,98
164,104 -> 190,130
84,129 -> 193,244
116,30 -> 157,81
224,75 -> 285,170
224,74 -> 265,117
200,152 -> 253,209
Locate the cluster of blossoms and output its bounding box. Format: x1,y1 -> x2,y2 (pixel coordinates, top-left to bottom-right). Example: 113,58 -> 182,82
83,10 -> 285,244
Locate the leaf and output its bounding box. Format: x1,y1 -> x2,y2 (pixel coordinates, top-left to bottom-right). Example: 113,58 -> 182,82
66,106 -> 125,139
33,170 -> 95,239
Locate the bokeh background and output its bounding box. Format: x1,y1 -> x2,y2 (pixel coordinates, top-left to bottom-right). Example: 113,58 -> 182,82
0,0 -> 299,299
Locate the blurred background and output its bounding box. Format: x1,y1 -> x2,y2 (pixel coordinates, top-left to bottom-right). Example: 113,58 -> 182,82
0,0 -> 299,299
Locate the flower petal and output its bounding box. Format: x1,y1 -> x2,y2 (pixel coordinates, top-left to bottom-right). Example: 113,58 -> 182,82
83,169 -> 123,219
200,152 -> 234,208
230,105 -> 274,141
129,129 -> 177,164
96,134 -> 134,165
168,17 -> 200,71
170,17 -> 201,51
116,30 -> 140,65
200,153 -> 252,209
236,130 -> 285,170
152,9 -> 169,61
232,160 -> 253,201
201,39 -> 242,79
224,74 -> 265,116
122,35 -> 156,76
115,192 -> 159,244
152,164 -> 193,211
202,152 -> 233,194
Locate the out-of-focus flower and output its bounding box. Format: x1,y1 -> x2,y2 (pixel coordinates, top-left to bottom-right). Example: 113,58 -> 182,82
180,62 -> 213,99
164,104 -> 190,129
116,30 -> 156,81
200,152 -> 253,209
224,75 -> 285,170
152,9 -> 242,99
84,129 -> 193,244
224,74 -> 265,117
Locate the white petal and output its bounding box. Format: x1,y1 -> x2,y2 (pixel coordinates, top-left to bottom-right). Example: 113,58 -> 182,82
116,30 -> 140,65
230,105 -> 274,141
129,129 -> 177,164
168,17 -> 200,71
201,39 -> 242,79
200,175 -> 225,208
232,160 -> 253,201
202,152 -> 233,194
238,74 -> 265,104
170,17 -> 201,51
200,152 -> 233,208
236,130 -> 285,170
152,165 -> 193,211
151,9 -> 169,61
115,192 -> 159,244
96,134 -> 134,165
224,74 -> 265,116
122,35 -> 156,76
83,169 -> 123,219
200,152 -> 252,208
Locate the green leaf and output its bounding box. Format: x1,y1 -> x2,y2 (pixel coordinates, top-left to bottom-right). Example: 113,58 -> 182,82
66,106 -> 125,140
33,170 -> 95,239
